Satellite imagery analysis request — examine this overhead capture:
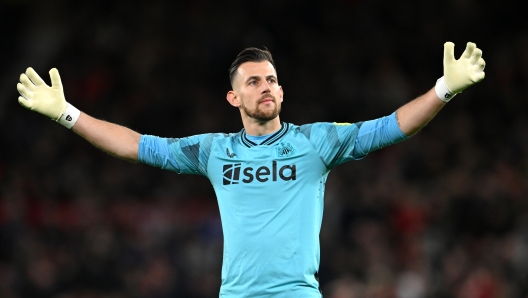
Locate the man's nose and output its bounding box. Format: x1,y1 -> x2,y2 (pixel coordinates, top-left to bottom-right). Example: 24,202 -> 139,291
261,81 -> 271,94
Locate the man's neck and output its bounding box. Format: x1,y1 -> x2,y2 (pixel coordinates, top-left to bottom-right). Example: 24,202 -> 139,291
242,116 -> 282,136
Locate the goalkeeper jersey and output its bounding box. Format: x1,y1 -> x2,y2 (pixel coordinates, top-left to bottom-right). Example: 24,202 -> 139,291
138,113 -> 407,297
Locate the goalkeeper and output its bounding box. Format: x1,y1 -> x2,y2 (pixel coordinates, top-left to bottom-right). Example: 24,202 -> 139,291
17,42 -> 485,297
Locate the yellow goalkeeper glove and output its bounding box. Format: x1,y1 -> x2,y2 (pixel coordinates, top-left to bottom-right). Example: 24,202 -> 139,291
17,67 -> 80,128
435,42 -> 486,102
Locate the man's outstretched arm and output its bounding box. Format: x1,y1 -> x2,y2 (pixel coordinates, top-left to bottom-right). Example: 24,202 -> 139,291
396,41 -> 486,136
72,113 -> 140,162
17,67 -> 140,162
396,87 -> 445,136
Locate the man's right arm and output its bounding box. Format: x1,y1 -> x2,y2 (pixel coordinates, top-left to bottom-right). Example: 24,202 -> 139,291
17,67 -> 140,162
72,112 -> 140,162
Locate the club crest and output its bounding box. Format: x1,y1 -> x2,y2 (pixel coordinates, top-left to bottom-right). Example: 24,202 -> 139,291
276,142 -> 296,157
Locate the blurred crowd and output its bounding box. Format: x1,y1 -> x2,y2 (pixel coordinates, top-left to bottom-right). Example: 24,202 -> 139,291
1,0 -> 528,297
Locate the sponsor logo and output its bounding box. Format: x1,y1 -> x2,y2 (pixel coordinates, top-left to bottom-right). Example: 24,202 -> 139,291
66,115 -> 72,121
223,161 -> 296,185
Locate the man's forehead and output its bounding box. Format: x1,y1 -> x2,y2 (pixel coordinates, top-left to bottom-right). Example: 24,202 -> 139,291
237,61 -> 277,78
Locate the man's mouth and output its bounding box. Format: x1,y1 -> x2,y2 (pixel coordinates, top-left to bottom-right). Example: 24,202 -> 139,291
259,96 -> 275,104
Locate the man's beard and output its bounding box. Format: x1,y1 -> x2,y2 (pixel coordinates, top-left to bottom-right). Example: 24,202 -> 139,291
241,95 -> 281,122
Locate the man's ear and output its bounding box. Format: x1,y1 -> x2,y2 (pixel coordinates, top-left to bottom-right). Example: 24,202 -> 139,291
226,90 -> 240,107
279,86 -> 284,102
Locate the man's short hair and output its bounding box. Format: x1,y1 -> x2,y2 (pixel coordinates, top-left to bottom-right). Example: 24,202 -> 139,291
229,47 -> 276,87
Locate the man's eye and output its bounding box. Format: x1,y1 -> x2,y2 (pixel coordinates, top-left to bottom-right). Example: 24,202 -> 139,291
249,81 -> 257,85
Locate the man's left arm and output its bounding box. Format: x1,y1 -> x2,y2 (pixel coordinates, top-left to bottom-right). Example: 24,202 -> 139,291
396,41 -> 485,136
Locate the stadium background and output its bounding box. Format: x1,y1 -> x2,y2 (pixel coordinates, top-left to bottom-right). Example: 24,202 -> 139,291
0,0 -> 527,297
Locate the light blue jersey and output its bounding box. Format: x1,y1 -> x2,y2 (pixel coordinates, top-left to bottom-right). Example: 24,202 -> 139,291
138,112 -> 407,297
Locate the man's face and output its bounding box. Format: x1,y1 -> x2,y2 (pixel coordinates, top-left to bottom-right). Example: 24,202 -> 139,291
231,61 -> 283,122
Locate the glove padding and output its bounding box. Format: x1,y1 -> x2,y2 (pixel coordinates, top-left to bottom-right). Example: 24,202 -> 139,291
17,67 -> 66,121
443,42 -> 486,93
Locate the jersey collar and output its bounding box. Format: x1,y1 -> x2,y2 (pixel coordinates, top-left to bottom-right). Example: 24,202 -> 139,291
240,123 -> 289,148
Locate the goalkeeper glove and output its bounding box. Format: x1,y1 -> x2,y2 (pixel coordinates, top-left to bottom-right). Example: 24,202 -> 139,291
17,67 -> 80,128
435,42 -> 486,103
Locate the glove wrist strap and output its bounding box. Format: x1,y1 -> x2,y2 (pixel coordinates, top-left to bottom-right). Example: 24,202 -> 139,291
435,76 -> 456,103
57,103 -> 80,129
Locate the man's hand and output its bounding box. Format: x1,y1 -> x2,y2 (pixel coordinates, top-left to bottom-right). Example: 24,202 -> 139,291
444,42 -> 486,93
17,67 -> 67,121
435,42 -> 486,102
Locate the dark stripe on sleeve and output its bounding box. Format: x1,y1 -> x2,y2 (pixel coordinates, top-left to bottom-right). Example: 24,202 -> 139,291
299,124 -> 312,140
326,125 -> 341,149
200,134 -> 216,172
181,142 -> 200,170
355,121 -> 364,129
